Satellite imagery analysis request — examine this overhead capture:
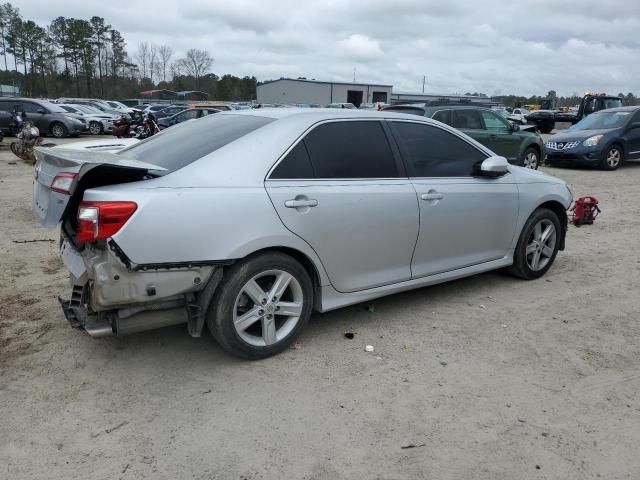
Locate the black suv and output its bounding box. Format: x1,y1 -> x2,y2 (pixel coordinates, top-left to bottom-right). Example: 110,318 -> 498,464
0,98 -> 87,137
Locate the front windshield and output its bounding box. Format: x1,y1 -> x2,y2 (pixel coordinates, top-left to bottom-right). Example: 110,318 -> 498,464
571,111 -> 631,130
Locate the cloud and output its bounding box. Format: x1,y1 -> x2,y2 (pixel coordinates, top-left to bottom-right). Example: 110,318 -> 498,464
337,34 -> 383,60
12,0 -> 640,96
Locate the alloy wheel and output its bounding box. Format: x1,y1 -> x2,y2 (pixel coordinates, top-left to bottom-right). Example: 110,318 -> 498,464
232,269 -> 304,347
89,122 -> 102,135
606,148 -> 621,168
52,124 -> 65,138
525,219 -> 556,271
523,151 -> 538,169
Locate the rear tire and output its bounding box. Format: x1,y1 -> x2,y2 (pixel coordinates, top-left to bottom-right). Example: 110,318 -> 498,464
206,252 -> 313,359
507,208 -> 561,280
601,145 -> 622,171
50,122 -> 68,138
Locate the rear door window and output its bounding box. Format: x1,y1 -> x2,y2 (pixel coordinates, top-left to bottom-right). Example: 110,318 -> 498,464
303,121 -> 398,178
452,109 -> 483,129
390,121 -> 487,177
120,114 -> 274,172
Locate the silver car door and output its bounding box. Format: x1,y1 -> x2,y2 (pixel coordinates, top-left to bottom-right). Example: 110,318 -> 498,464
388,120 -> 519,278
265,120 -> 419,293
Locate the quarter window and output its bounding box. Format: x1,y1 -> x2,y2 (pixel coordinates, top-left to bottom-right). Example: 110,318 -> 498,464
390,121 -> 487,177
271,142 -> 315,179
452,109 -> 483,130
303,121 -> 398,178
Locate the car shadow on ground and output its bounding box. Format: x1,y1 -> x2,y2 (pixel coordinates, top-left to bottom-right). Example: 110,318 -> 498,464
79,269 -> 514,364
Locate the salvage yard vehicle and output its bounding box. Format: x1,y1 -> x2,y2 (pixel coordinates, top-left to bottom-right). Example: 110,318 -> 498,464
0,98 -> 87,138
545,106 -> 640,170
526,93 -> 623,134
57,104 -> 118,135
508,108 -> 530,125
32,109 -> 571,359
384,104 -> 545,169
157,107 -> 221,129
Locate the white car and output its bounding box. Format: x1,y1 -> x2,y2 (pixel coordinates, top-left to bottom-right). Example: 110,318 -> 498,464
58,104 -> 119,135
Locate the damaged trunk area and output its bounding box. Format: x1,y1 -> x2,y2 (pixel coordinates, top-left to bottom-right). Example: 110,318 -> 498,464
33,146 -> 224,338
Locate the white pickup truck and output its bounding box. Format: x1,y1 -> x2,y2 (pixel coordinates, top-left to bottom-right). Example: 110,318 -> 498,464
508,108 -> 530,124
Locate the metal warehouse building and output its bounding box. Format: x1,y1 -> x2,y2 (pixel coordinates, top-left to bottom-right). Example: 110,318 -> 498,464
257,78 -> 392,107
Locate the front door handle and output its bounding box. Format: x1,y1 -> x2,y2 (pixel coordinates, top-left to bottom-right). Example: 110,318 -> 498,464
285,198 -> 318,208
421,193 -> 445,201
489,134 -> 498,139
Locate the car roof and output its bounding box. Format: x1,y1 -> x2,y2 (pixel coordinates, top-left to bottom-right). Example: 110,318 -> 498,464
215,107 -> 451,122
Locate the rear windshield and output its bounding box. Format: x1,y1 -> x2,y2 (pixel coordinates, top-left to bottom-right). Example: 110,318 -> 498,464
118,114 -> 274,172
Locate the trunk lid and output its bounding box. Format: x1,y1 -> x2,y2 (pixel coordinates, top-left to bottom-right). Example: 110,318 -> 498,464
33,146 -> 166,227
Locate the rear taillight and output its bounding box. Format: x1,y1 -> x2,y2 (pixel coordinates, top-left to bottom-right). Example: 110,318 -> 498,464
51,172 -> 78,194
76,201 -> 137,244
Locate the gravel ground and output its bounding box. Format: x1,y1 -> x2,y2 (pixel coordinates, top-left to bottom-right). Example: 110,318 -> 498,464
1,135 -> 639,479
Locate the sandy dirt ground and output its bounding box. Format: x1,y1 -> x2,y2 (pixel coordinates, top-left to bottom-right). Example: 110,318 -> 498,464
1,135 -> 639,480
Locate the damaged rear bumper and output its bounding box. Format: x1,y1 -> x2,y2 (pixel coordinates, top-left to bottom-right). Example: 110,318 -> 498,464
58,236 -> 224,338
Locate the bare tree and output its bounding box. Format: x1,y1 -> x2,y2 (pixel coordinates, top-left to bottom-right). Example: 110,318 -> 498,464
158,44 -> 173,82
149,42 -> 157,83
135,41 -> 149,78
175,48 -> 213,89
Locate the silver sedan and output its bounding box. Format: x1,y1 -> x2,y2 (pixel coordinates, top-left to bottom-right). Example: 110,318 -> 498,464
32,109 -> 572,358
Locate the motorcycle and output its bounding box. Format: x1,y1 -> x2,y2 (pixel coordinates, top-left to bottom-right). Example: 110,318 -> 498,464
130,112 -> 159,140
10,120 -> 43,165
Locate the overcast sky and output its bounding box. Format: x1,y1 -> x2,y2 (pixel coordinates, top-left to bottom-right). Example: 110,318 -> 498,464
14,0 -> 640,97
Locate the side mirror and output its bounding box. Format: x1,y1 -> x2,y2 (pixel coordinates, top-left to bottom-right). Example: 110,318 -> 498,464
37,108 -> 46,114
510,123 -> 520,132
630,122 -> 640,129
477,156 -> 509,177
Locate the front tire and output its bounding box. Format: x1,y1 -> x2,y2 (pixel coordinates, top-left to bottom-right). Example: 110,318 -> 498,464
89,121 -> 103,135
522,147 -> 539,169
508,208 -> 561,280
207,252 -> 313,359
50,122 -> 68,138
602,145 -> 622,170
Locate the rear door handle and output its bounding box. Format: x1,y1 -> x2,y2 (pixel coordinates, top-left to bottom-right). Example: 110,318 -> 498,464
489,134 -> 498,139
421,193 -> 445,201
284,199 -> 318,208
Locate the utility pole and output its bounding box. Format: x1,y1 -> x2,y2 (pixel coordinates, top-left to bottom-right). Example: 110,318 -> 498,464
353,67 -> 356,83
422,75 -> 426,93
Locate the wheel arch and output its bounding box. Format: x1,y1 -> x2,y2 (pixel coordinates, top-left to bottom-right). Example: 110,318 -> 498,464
229,245 -> 326,311
536,200 -> 568,250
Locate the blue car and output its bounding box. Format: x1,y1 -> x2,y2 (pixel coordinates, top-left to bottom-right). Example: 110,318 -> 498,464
545,106 -> 640,170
